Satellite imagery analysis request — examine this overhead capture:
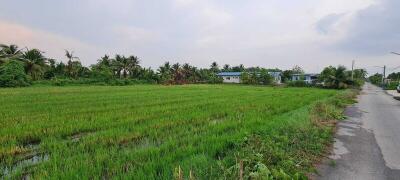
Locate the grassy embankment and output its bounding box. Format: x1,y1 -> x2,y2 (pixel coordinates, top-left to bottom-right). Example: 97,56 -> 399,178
0,84 -> 356,179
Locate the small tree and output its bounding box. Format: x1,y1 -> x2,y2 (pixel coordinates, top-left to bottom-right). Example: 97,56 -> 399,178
249,72 -> 258,84
259,70 -> 273,85
210,61 -> 219,73
241,71 -> 258,84
369,73 -> 383,85
0,60 -> 30,87
281,70 -> 293,83
292,65 -> 304,74
320,65 -> 350,89
21,49 -> 47,80
240,72 -> 250,84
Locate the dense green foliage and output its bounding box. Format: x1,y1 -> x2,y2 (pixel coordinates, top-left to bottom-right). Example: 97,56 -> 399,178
240,70 -> 273,85
0,85 -> 353,179
385,72 -> 400,90
368,73 -> 383,86
287,80 -> 309,87
0,60 -> 30,87
385,81 -> 399,90
319,66 -> 366,89
0,44 -> 224,87
1,44 -> 364,89
387,72 -> 400,81
368,72 -> 400,89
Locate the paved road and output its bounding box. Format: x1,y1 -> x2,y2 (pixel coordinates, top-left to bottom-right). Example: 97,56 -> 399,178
315,83 -> 400,180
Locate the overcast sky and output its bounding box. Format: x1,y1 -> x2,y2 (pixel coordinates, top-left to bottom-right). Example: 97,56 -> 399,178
0,0 -> 399,74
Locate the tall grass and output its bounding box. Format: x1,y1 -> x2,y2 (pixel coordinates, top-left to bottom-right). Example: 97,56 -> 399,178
0,85 -> 351,179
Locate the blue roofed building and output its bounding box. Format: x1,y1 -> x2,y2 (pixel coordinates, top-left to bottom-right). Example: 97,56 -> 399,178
216,72 -> 242,83
216,72 -> 282,84
291,73 -> 319,84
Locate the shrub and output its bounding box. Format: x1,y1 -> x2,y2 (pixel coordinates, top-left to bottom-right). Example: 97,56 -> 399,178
0,60 -> 30,87
384,81 -> 399,90
287,80 -> 309,87
51,78 -> 67,86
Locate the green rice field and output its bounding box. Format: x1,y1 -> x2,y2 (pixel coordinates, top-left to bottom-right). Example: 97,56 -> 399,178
0,84 -> 350,179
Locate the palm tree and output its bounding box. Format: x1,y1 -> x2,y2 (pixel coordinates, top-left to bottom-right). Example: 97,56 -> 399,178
210,61 -> 219,73
112,55 -> 139,79
115,55 -> 130,78
172,63 -> 184,84
65,50 -> 81,78
320,65 -> 349,89
65,50 -> 79,62
157,62 -> 172,83
97,55 -> 111,67
0,44 -> 23,59
21,49 -> 47,80
127,55 -> 140,78
172,63 -> 180,73
223,64 -> 230,72
0,44 -> 23,65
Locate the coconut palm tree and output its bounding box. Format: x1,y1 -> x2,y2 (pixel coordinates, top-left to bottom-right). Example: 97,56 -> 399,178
210,61 -> 219,73
111,55 -> 122,78
0,44 -> 23,59
21,49 -> 47,80
65,50 -> 81,78
114,55 -> 131,78
222,64 -> 230,72
65,50 -> 79,62
320,65 -> 349,89
182,63 -> 197,83
97,55 -> 112,67
158,62 -> 172,83
172,63 -> 184,84
126,55 -> 140,78
0,44 -> 23,65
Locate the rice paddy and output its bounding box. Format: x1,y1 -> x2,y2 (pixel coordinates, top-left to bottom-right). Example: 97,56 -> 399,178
0,84 -> 348,179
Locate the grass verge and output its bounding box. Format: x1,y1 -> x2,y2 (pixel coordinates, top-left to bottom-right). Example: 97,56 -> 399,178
215,89 -> 358,179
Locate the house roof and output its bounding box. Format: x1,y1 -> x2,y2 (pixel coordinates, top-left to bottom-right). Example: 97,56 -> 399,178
217,72 -> 242,76
268,72 -> 282,77
292,73 -> 319,77
217,72 -> 282,77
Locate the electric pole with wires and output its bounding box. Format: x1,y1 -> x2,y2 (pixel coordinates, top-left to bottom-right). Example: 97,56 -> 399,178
351,60 -> 355,81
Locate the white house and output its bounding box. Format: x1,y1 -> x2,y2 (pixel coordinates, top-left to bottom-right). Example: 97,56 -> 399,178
217,72 -> 242,83
217,72 -> 282,84
291,74 -> 319,84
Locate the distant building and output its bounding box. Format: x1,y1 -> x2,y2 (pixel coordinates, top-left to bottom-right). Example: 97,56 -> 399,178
269,72 -> 282,84
291,74 -> 319,84
216,72 -> 242,83
216,72 -> 282,84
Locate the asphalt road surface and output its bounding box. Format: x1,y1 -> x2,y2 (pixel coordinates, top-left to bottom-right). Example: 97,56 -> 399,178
315,83 -> 400,180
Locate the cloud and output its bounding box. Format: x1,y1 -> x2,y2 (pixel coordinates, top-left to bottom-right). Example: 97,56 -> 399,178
113,26 -> 161,44
316,13 -> 346,35
335,0 -> 400,55
0,20 -> 101,66
0,0 -> 393,73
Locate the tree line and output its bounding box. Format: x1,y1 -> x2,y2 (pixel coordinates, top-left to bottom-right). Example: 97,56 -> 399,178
0,44 -> 368,89
368,72 -> 400,89
0,44 -> 225,87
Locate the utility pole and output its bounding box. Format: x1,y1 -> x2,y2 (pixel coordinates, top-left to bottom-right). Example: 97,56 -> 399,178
351,60 -> 355,81
383,65 -> 386,84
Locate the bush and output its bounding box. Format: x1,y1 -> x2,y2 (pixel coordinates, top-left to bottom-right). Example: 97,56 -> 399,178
384,81 -> 399,90
0,60 -> 30,87
287,80 -> 309,87
368,73 -> 383,86
51,78 -> 67,86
